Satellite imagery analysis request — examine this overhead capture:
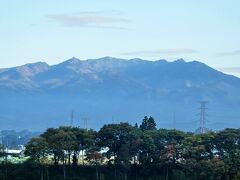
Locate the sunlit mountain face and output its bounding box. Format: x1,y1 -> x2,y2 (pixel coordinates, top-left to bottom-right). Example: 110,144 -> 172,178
1,57 -> 240,131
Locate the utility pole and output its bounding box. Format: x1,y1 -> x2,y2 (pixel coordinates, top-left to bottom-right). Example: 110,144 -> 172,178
199,101 -> 208,134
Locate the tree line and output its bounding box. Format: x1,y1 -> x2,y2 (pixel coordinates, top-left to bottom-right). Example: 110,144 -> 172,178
1,116 -> 240,180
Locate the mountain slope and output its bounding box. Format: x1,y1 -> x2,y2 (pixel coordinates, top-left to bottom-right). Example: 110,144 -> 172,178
0,57 -> 239,131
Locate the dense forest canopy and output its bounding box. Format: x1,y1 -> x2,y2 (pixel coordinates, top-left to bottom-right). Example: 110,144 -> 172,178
1,116 -> 240,180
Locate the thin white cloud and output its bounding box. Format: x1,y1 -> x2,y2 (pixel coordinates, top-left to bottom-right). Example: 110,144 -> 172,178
217,50 -> 240,57
121,49 -> 198,56
46,12 -> 131,30
73,10 -> 123,15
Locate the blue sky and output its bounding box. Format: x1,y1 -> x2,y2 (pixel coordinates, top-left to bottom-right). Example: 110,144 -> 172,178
1,0 -> 240,76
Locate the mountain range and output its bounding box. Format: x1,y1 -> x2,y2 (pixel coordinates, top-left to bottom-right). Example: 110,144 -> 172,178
0,57 -> 240,131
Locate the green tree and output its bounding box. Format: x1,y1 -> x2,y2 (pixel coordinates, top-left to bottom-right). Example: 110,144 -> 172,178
140,116 -> 157,131
138,131 -> 156,164
148,116 -> 157,130
140,116 -> 148,131
214,128 -> 240,157
25,137 -> 48,162
85,146 -> 102,180
196,159 -> 228,180
128,127 -> 144,164
25,137 -> 49,180
223,149 -> 240,179
97,123 -> 133,164
97,123 -> 134,179
74,128 -> 96,165
0,144 -> 4,157
41,128 -> 61,165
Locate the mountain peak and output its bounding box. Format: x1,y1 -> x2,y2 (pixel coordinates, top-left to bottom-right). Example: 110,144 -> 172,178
22,61 -> 49,68
99,56 -> 117,60
18,61 -> 50,75
58,57 -> 82,67
0,61 -> 50,79
174,58 -> 186,63
65,57 -> 81,64
96,56 -> 125,62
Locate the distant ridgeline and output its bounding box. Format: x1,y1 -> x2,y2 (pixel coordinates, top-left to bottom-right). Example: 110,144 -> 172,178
0,130 -> 40,149
0,57 -> 240,131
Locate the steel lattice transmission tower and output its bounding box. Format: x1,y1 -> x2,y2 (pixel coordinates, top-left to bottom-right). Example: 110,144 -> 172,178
82,117 -> 90,130
199,101 -> 208,134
